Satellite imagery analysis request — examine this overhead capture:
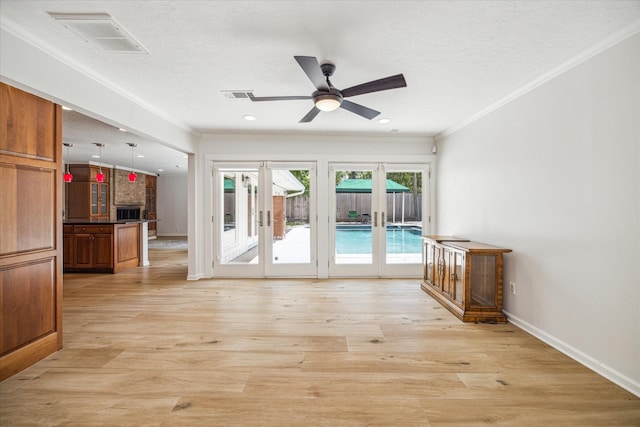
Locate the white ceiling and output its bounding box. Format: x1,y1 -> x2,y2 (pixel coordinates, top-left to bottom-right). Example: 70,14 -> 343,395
1,1 -> 639,175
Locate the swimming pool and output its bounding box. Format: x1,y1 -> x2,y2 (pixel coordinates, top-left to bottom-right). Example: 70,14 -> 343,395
335,225 -> 422,254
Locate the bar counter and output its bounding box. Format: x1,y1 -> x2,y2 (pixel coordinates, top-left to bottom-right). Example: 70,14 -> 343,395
63,220 -> 156,273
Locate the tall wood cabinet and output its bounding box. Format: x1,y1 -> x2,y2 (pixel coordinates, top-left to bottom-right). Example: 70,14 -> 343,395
0,83 -> 63,380
422,236 -> 512,323
66,165 -> 110,222
145,174 -> 157,234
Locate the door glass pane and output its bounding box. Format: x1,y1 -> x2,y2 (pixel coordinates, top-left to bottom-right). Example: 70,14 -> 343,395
219,170 -> 259,265
385,171 -> 422,264
271,168 -> 310,264
334,169 -> 373,264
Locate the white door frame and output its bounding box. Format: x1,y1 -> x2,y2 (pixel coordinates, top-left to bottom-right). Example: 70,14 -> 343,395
329,162 -> 429,278
210,161 -> 317,278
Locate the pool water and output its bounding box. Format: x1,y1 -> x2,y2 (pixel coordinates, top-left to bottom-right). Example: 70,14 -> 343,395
335,226 -> 422,254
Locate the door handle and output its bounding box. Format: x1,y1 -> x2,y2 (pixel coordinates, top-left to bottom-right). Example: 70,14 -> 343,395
374,211 -> 378,227
381,212 -> 386,227
267,211 -> 271,227
259,210 -> 263,227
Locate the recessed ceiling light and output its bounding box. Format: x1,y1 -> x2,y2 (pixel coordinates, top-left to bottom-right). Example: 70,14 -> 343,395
243,115 -> 256,121
378,118 -> 390,124
118,128 -> 127,132
158,169 -> 164,172
91,155 -> 100,158
136,155 -> 145,158
62,106 -> 73,111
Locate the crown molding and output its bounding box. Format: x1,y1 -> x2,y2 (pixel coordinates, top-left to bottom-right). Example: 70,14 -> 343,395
435,19 -> 640,142
0,19 -> 197,136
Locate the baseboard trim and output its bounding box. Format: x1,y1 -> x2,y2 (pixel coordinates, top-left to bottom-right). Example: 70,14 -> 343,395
504,310 -> 640,398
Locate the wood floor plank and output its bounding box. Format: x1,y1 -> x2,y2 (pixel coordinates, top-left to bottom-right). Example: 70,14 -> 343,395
1,247 -> 638,426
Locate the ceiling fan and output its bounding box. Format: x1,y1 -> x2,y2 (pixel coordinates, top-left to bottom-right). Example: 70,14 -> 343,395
247,56 -> 407,123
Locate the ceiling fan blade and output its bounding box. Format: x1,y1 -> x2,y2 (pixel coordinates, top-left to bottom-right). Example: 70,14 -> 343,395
294,56 -> 329,91
299,106 -> 321,123
340,100 -> 380,120
341,74 -> 407,98
247,93 -> 311,102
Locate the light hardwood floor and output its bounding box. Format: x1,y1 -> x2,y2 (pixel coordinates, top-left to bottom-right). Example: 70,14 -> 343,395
1,247 -> 639,426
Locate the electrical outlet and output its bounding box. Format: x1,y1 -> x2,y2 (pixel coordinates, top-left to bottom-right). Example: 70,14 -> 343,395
509,282 -> 516,295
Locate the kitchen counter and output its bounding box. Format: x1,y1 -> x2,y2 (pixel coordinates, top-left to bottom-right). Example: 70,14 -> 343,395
63,219 -> 158,225
63,222 -> 141,273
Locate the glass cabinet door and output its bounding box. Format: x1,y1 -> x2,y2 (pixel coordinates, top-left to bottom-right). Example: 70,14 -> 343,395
424,240 -> 433,283
91,183 -> 98,215
469,255 -> 497,307
100,184 -> 108,215
454,252 -> 463,305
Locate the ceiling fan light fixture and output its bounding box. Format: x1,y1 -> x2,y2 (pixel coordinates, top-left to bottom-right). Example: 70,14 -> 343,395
314,91 -> 343,112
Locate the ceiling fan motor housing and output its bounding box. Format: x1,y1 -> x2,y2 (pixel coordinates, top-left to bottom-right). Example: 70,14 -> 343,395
320,62 -> 336,77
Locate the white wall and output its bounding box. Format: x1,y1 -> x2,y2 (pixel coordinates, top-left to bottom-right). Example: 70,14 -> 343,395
157,174 -> 188,236
436,34 -> 639,395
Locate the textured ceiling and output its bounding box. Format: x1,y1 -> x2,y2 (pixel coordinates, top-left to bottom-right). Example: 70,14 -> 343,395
1,0 -> 639,174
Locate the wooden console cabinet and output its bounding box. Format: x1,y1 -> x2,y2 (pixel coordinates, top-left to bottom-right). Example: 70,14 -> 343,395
63,223 -> 140,273
422,236 -> 511,323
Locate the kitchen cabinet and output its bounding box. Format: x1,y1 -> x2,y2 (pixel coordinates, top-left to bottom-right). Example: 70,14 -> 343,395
63,223 -> 140,273
66,165 -> 110,222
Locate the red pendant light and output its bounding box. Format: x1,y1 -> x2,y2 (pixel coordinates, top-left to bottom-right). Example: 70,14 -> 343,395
127,143 -> 137,182
63,143 -> 73,183
94,143 -> 105,182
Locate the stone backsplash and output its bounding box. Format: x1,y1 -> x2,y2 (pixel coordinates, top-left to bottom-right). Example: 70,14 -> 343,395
111,169 -> 147,220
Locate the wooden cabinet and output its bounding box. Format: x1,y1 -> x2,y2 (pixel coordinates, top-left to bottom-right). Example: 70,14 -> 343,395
422,236 -> 511,323
1,83 -> 63,380
70,225 -> 113,270
63,225 -> 74,270
145,174 -> 157,234
66,165 -> 110,222
423,236 -> 468,295
63,223 -> 140,273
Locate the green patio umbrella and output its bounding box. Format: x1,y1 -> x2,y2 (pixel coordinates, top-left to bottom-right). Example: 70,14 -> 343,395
335,178 -> 410,193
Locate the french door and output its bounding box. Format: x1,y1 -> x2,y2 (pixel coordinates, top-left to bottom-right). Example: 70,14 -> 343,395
329,163 -> 427,277
211,162 -> 316,277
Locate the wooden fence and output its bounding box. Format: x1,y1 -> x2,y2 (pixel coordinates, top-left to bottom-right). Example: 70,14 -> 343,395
286,193 -> 423,223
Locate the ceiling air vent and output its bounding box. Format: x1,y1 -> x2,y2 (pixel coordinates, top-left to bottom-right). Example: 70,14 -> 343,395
221,90 -> 254,99
48,12 -> 149,54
